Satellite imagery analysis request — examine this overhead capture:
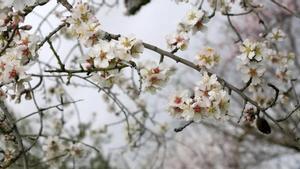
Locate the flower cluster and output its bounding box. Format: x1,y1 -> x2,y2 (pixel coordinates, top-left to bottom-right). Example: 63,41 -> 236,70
67,2 -> 145,88
249,85 -> 273,107
242,103 -> 257,125
168,71 -> 230,122
82,37 -> 143,69
0,8 -> 28,36
195,47 -> 220,69
67,143 -> 84,158
0,31 -> 39,100
0,4 -> 39,100
66,2 -> 104,47
80,36 -> 143,87
238,39 -> 266,63
42,137 -> 84,167
90,69 -> 120,88
42,136 -> 65,166
166,8 -> 208,51
84,40 -> 116,69
263,29 -> 294,84
0,1 -> 39,104
237,39 -> 267,85
180,8 -> 209,34
237,35 -> 295,88
140,61 -> 175,93
266,50 -> 295,83
0,50 -> 28,84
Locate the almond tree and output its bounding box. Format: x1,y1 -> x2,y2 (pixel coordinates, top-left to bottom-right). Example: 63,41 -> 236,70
0,0 -> 299,169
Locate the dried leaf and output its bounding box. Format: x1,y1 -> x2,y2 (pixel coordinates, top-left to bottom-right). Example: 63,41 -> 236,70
256,116 -> 271,134
124,0 -> 151,15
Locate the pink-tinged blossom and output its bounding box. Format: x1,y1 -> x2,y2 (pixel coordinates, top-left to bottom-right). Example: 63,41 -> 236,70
168,71 -> 230,122
168,90 -> 190,118
140,61 -> 175,93
166,32 -> 190,51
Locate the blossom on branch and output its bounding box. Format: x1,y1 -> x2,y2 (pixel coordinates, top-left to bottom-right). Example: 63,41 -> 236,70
117,36 -> 144,59
168,90 -> 190,118
42,136 -> 65,167
168,71 -> 230,122
195,47 -> 220,69
91,69 -> 120,88
239,62 -> 266,85
0,30 -> 39,100
182,8 -> 208,34
140,61 -> 175,93
166,32 -> 190,51
238,39 -> 266,63
166,7 -> 208,51
87,40 -> 116,68
66,2 -> 104,47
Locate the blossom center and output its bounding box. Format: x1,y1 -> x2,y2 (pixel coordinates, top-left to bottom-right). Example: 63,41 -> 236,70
193,105 -> 202,113
249,68 -> 257,76
99,50 -> 107,60
174,97 -> 182,104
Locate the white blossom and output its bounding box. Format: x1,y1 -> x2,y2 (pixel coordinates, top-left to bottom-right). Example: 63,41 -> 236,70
90,69 -> 120,88
195,47 -> 220,69
42,136 -> 65,168
238,39 -> 265,63
68,143 -> 84,158
168,90 -> 190,118
117,36 -> 144,59
182,8 -> 208,34
140,61 -> 175,93
0,49 -> 30,84
239,62 -> 265,85
267,28 -> 286,42
166,32 -> 189,51
88,40 -> 116,68
168,71 -> 230,122
66,2 -> 104,47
